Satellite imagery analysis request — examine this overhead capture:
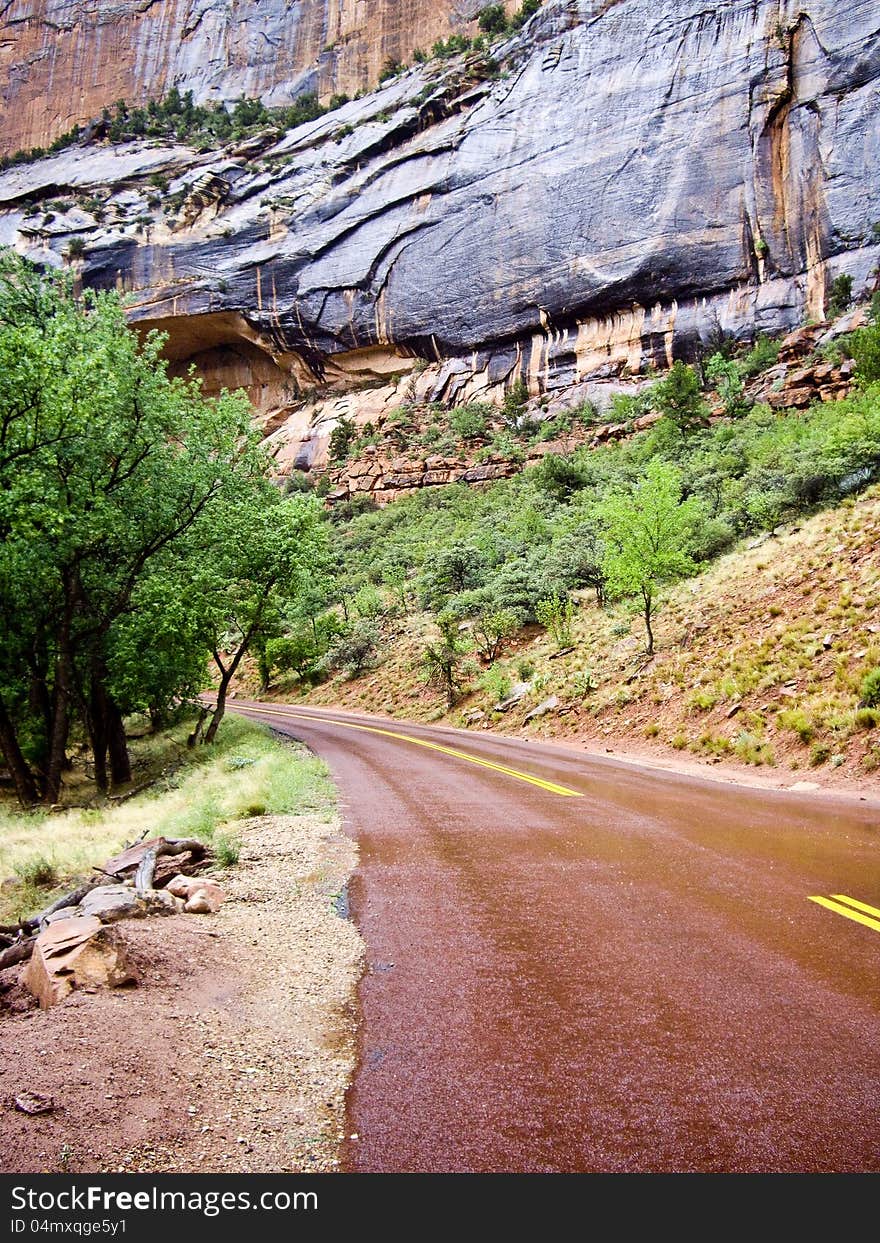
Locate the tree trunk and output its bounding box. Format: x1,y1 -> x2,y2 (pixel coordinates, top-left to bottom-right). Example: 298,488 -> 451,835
203,666 -> 233,746
0,697 -> 39,807
106,694 -> 131,787
643,588 -> 654,656
43,588 -> 77,806
89,677 -> 109,793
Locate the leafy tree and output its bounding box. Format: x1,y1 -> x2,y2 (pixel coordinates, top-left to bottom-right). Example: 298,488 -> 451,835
326,620 -> 381,678
478,5 -> 509,34
471,607 -> 519,662
705,354 -> 751,419
652,361 -> 707,430
0,252 -> 261,803
185,490 -> 325,744
827,273 -> 854,319
599,461 -> 703,655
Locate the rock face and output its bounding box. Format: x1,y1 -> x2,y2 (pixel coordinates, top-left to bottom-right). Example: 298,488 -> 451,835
0,0 -> 474,153
0,1 -> 878,470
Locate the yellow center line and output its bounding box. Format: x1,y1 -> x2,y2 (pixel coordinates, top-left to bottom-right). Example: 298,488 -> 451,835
829,893 -> 880,921
808,895 -> 880,935
234,703 -> 583,799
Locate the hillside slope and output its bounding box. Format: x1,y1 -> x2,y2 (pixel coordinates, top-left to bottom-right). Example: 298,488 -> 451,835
286,483 -> 880,793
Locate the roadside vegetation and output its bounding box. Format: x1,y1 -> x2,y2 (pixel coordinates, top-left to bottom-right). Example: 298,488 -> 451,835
0,251 -> 325,808
255,294 -> 880,778
0,715 -> 334,926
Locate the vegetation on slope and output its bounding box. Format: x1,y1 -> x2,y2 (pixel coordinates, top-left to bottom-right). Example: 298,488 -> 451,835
256,299 -> 880,779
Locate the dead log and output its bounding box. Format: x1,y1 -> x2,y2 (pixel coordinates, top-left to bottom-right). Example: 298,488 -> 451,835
0,936 -> 36,969
134,838 -> 206,897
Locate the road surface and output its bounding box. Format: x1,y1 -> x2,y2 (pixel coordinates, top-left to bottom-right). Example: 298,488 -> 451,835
230,699 -> 880,1173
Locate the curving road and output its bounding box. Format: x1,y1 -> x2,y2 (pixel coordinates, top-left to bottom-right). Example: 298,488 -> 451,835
229,699 -> 880,1173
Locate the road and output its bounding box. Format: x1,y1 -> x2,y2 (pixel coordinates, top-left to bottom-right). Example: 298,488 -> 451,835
229,699 -> 880,1173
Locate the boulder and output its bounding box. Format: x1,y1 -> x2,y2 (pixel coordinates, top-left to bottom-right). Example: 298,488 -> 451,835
524,695 -> 560,723
42,884 -> 181,927
166,874 -> 226,914
21,916 -> 137,1009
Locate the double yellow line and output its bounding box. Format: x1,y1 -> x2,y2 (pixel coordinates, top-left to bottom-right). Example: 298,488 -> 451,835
235,703 -> 583,799
809,893 -> 880,935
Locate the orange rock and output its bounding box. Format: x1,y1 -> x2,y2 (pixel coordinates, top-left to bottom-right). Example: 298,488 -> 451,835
21,916 -> 137,1010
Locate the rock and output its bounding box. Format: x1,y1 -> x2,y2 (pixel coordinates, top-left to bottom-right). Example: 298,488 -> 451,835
21,916 -> 137,1009
493,681 -> 533,713
42,884 -> 181,926
789,781 -> 821,792
725,702 -> 742,718
523,695 -> 560,723
0,0 -> 875,469
166,874 -> 226,914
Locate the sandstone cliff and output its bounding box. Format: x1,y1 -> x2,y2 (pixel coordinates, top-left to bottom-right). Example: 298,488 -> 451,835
0,0 -> 484,153
0,0 -> 878,476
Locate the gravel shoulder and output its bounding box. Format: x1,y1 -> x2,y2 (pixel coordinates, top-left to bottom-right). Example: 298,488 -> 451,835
0,810 -> 364,1174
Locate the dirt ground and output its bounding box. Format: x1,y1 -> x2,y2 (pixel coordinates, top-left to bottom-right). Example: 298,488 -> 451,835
0,811 -> 363,1174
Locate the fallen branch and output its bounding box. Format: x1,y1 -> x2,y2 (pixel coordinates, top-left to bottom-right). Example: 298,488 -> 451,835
134,838 -> 206,897
0,936 -> 36,969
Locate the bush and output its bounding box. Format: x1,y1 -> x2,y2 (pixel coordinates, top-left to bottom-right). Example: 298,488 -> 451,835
827,273 -> 854,319
329,416 -> 356,463
739,335 -> 780,378
325,621 -> 381,677
479,663 -> 512,703
14,855 -> 57,888
536,592 -> 575,649
652,361 -> 707,430
859,667 -> 880,708
471,606 -> 520,661
850,322 -> 880,384
478,4 -> 508,34
450,403 -> 490,442
213,832 -> 242,866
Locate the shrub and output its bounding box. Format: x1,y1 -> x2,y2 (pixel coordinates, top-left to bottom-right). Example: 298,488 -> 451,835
705,353 -> 751,419
478,4 -> 508,34
325,621 -> 381,677
472,607 -> 520,661
500,377 -> 529,429
652,361 -> 707,430
14,856 -> 58,888
329,416 -> 356,463
736,335 -> 778,379
859,667 -> 880,708
480,663 -> 512,703
536,592 -> 575,649
422,615 -> 474,706
850,322 -> 880,383
213,832 -> 242,866
450,403 -> 490,442
810,743 -> 831,767
827,273 -> 853,319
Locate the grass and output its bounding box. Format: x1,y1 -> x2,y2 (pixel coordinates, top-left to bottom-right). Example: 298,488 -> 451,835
0,715 -> 334,925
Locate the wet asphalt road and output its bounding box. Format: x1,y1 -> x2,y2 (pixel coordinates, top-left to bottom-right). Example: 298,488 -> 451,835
230,700 -> 880,1173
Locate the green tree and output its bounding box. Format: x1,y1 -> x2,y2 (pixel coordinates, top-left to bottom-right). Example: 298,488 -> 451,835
471,606 -> 520,662
186,490 -> 326,744
422,615 -> 474,707
652,360 -> 707,430
0,252 -> 261,804
599,461 -> 703,655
